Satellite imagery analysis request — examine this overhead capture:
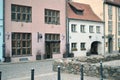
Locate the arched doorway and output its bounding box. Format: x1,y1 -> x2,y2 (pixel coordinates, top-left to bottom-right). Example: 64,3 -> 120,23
90,41 -> 101,55
108,38 -> 113,53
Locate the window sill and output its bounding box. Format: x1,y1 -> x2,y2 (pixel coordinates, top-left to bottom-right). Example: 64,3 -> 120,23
72,48 -> 77,51
12,20 -> 32,23
81,48 -> 86,51
12,54 -> 32,58
90,32 -> 94,33
97,32 -> 101,34
72,31 -> 77,33
53,52 -> 60,54
81,32 -> 86,33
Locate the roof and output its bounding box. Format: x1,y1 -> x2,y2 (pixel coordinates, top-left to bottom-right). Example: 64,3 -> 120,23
67,2 -> 102,22
105,0 -> 120,7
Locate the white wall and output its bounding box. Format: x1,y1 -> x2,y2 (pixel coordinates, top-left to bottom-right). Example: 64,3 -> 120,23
69,19 -> 104,57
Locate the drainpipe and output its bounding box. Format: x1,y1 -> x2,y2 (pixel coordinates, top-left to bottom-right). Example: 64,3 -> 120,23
3,0 -> 5,60
103,1 -> 106,55
66,0 -> 69,57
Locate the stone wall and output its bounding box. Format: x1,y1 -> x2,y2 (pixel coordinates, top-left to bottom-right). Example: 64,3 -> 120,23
53,53 -> 120,80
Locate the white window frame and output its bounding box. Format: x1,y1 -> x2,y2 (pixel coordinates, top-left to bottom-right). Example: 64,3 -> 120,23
96,26 -> 100,33
80,25 -> 85,33
71,24 -> 77,32
80,43 -> 86,50
71,43 -> 77,51
89,25 -> 94,33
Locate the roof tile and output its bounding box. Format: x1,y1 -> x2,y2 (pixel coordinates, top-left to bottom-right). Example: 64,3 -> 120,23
67,2 -> 102,22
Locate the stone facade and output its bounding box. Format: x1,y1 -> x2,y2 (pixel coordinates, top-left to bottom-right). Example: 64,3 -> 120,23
53,53 -> 120,80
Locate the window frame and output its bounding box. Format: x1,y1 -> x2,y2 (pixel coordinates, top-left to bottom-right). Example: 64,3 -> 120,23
80,43 -> 86,50
118,8 -> 120,21
108,21 -> 112,34
12,33 -> 32,56
108,5 -> 112,20
80,25 -> 85,33
96,26 -> 101,33
89,25 -> 94,33
11,4 -> 32,22
45,34 -> 60,53
45,9 -> 60,25
118,38 -> 120,47
71,24 -> 77,32
71,43 -> 77,51
118,22 -> 120,35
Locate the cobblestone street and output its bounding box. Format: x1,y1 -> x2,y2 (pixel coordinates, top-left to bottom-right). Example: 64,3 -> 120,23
0,59 -> 119,80
0,60 -> 53,80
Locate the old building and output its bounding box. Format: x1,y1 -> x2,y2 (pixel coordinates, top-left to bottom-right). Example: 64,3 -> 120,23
67,2 -> 104,57
73,0 -> 120,54
4,0 -> 66,62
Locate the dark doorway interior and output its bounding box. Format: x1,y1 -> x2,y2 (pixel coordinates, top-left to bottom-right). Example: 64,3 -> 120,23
45,42 -> 52,59
90,41 -> 99,55
108,38 -> 113,53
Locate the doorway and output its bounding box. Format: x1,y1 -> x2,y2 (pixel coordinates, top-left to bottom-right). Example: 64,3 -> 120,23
45,42 -> 52,59
90,41 -> 101,55
108,38 -> 113,53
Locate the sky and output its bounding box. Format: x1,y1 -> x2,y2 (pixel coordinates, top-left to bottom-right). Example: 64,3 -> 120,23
0,0 -> 3,25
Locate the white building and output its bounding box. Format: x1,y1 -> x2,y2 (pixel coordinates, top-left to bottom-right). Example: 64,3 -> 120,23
67,2 -> 104,57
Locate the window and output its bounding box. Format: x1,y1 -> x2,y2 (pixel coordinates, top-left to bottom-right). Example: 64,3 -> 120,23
45,9 -> 60,25
71,43 -> 77,51
108,21 -> 112,34
45,34 -> 60,41
89,26 -> 94,33
118,38 -> 120,47
118,8 -> 120,21
96,26 -> 100,33
118,22 -> 120,35
45,34 -> 60,53
80,25 -> 85,33
69,4 -> 83,15
80,43 -> 86,50
108,5 -> 112,20
12,33 -> 32,56
11,4 -> 32,22
52,43 -> 60,53
71,24 -> 76,32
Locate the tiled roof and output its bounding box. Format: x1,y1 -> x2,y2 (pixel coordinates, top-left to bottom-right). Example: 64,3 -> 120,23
105,0 -> 120,7
67,2 -> 102,22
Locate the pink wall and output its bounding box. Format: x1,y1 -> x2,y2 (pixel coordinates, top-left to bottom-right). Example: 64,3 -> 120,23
5,0 -> 66,62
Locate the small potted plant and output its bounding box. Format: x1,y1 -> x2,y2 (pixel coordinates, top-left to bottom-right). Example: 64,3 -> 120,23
36,50 -> 41,60
4,52 -> 11,62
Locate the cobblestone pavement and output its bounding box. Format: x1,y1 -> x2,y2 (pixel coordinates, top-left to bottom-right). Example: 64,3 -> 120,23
0,60 -> 53,80
9,72 -> 108,80
0,59 -> 119,80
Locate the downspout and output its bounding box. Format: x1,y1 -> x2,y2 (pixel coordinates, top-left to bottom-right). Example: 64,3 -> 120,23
66,0 -> 69,57
3,0 -> 5,60
103,1 -> 106,54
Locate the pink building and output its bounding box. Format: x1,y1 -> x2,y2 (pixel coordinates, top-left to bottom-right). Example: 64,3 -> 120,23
4,0 -> 66,62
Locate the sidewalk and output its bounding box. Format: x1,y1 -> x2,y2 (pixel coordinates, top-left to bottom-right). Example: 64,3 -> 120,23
9,72 -> 108,80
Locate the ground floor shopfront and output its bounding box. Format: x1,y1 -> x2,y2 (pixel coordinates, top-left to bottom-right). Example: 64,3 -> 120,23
5,32 -> 66,62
